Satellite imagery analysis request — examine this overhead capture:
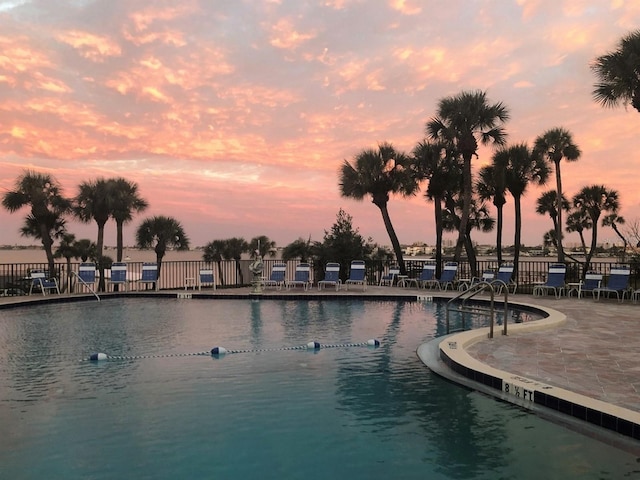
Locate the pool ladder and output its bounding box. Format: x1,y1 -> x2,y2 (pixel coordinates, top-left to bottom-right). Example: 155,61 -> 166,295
71,271 -> 101,302
445,280 -> 509,338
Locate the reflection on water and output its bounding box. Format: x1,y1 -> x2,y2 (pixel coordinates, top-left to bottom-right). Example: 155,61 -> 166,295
0,298 -> 637,480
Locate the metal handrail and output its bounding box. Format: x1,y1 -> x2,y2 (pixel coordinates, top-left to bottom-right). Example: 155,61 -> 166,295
71,271 -> 100,302
445,280 -> 509,338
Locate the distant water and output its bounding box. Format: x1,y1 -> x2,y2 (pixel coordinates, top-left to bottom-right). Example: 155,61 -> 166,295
0,247 -> 210,264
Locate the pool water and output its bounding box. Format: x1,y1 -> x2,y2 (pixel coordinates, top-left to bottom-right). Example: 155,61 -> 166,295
0,298 -> 638,479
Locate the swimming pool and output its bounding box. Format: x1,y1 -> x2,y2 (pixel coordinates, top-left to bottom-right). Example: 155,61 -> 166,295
0,298 -> 637,479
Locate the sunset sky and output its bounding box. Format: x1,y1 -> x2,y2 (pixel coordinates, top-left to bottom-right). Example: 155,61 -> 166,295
1,0 -> 640,251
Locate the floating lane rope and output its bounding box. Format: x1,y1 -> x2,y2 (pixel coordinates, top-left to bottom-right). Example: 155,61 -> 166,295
88,339 -> 381,362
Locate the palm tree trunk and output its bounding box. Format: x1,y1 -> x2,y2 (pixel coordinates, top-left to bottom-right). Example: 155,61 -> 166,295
96,223 -> 106,291
585,222 -> 598,275
434,197 -> 443,278
377,204 -> 407,275
116,220 -> 124,262
554,162 -> 565,263
496,205 -> 503,265
216,261 -> 225,286
513,196 -> 522,276
456,155 -> 472,262
39,224 -> 56,277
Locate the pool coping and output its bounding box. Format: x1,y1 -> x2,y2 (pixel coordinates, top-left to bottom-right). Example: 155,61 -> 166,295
417,299 -> 640,444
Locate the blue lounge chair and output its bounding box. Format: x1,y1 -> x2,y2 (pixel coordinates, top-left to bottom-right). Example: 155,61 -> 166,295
318,262 -> 341,291
286,263 -> 311,291
263,263 -> 287,290
77,262 -> 97,292
405,262 -> 436,289
107,262 -> 128,291
594,265 -> 630,302
198,268 -> 216,290
379,265 -> 400,286
29,270 -> 60,295
435,262 -> 458,290
572,271 -> 602,299
138,263 -> 158,291
533,263 -> 566,298
466,269 -> 495,291
345,260 -> 367,291
492,263 -> 517,294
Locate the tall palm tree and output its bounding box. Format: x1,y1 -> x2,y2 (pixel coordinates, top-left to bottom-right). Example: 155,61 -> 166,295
533,127 -> 581,263
54,233 -> 79,293
503,143 -> 550,273
339,142 -> 418,275
74,178 -> 114,261
592,30 -> 640,112
535,190 -> 570,242
136,216 -> 190,278
250,235 -> 276,259
110,178 -> 148,262
2,170 -> 71,276
427,90 -> 509,262
602,213 -> 628,260
222,237 -> 249,285
477,150 -> 508,264
413,140 -> 460,276
203,239 -> 227,286
572,185 -> 620,274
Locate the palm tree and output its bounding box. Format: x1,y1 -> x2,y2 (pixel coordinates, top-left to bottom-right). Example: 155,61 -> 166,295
602,213 -> 628,260
110,178 -> 148,262
413,140 -> 460,276
282,237 -> 314,263
54,233 -> 80,293
503,143 -> 550,273
533,127 -> 581,263
339,142 -> 418,275
135,216 -> 190,278
535,190 -> 570,241
74,178 -> 114,261
592,30 -> 640,112
203,239 -> 227,286
222,237 -> 249,285
572,185 -> 620,274
427,90 -> 509,262
477,151 -> 508,264
2,170 -> 71,276
566,209 -> 591,256
250,235 -> 276,259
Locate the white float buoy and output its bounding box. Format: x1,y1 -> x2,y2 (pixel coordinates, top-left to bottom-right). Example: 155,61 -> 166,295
367,339 -> 380,347
211,347 -> 227,356
306,341 -> 320,350
89,352 -> 108,361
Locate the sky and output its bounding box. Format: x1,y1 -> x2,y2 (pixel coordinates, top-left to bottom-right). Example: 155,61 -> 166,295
1,0 -> 640,251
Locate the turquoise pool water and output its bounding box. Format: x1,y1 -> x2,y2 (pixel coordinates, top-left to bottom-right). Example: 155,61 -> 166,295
0,298 -> 637,479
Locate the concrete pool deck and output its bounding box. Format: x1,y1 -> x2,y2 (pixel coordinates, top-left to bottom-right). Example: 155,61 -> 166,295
2,285 -> 639,443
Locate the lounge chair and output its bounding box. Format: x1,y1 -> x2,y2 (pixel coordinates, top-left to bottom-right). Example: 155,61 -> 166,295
406,262 -> 436,289
198,268 -> 216,290
263,263 -> 287,290
572,271 -> 602,299
138,263 -> 158,291
345,260 -> 367,291
492,263 -> 517,294
29,270 -> 60,295
77,262 -> 97,292
593,265 -> 630,302
532,263 -> 566,298
465,269 -> 495,291
107,262 -> 128,291
379,265 -> 400,286
435,262 -> 458,290
286,263 -> 311,291
318,262 -> 341,291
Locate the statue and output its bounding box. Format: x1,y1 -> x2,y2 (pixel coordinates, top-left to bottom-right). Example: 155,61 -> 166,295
249,249 -> 263,294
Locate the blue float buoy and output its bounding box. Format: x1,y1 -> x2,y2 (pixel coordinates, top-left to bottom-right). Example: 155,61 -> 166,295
89,352 -> 108,361
211,347 -> 227,356
367,339 -> 380,347
306,341 -> 320,350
